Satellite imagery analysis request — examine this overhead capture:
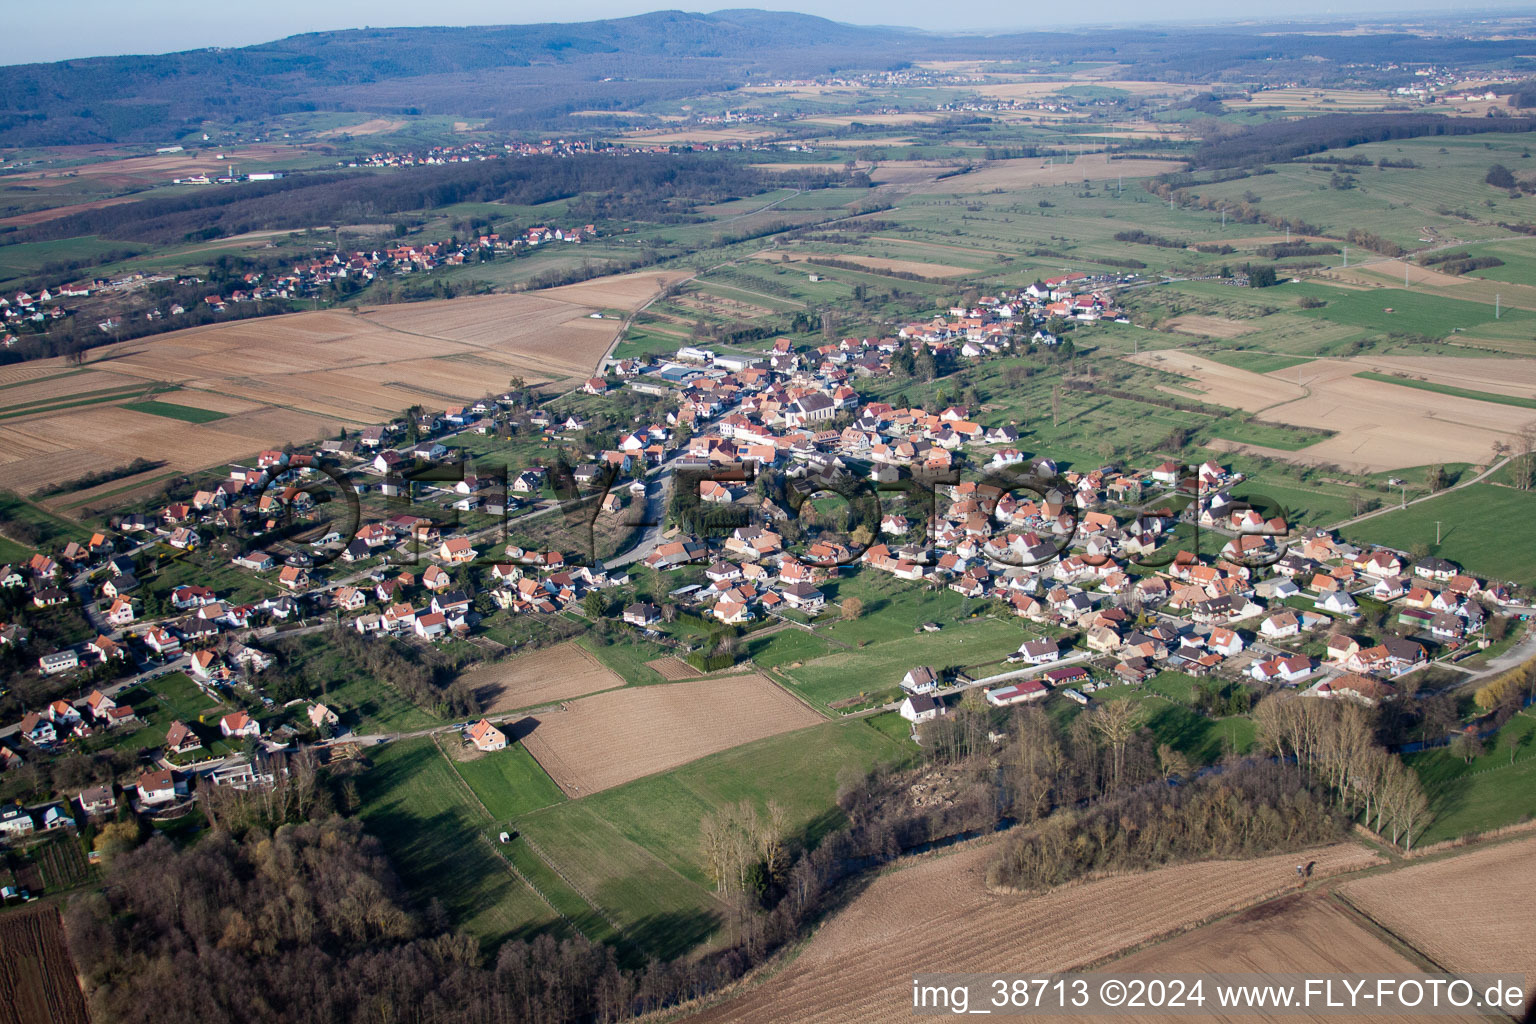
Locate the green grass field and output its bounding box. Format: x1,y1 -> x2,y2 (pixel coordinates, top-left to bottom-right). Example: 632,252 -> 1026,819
120,399 -> 229,423
1205,351 -> 1315,374
357,738 -> 564,947
448,742 -> 566,821
512,718 -> 912,958
1296,287 -> 1526,337
1406,712 -> 1536,845
1340,483 -> 1536,584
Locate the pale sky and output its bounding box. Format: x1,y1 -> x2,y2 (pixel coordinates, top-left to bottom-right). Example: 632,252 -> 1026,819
0,0 -> 1522,66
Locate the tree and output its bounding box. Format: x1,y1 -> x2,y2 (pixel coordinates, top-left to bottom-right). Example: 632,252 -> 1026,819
1156,743 -> 1192,782
93,820 -> 141,864
1451,728 -> 1484,764
1089,700 -> 1143,791
850,524 -> 874,548
1424,463 -> 1446,492
581,591 -> 606,619
1502,724 -> 1527,765
840,597 -> 864,621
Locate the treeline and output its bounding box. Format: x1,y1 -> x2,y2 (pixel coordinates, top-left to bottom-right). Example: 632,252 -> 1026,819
34,457 -> 163,497
1252,694 -> 1429,850
1194,113 -> 1536,169
17,155 -> 824,246
987,758 -> 1348,891
1113,229 -> 1186,249
1343,228 -> 1403,258
1421,250 -> 1505,276
1256,242 -> 1339,259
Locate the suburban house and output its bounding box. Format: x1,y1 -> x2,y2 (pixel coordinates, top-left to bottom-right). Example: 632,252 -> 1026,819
900,666 -> 940,695
76,784 -> 116,818
466,719 -> 507,752
136,769 -> 178,807
219,711 -> 262,739
899,693 -> 948,724
164,720 -> 204,756
622,602 -> 661,627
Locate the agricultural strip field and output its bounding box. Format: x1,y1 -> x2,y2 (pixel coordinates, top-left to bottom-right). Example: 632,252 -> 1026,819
459,641 -> 627,714
0,907 -> 90,1024
1129,352 -> 1528,472
0,275 -> 677,499
120,399 -> 229,422
1351,371 -> 1536,410
514,673 -> 824,796
687,841 -> 1381,1024
1341,836 -> 1536,983
357,737 -> 565,946
1340,484 -> 1536,583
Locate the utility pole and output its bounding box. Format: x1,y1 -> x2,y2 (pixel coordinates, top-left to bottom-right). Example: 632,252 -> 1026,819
1496,294 -> 1501,319
1435,520 -> 1442,545
1221,209 -> 1227,228
1405,260 -> 1410,287
1342,246 -> 1348,269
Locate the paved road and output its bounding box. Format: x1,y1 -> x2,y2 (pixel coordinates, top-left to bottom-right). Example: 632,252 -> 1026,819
1324,457 -> 1513,532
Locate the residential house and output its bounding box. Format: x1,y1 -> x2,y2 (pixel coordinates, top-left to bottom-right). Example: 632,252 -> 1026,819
466,719 -> 506,752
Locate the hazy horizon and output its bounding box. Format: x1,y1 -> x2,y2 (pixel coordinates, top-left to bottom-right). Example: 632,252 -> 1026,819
5,0 -> 1535,67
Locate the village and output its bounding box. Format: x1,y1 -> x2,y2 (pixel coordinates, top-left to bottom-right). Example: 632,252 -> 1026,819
0,272 -> 1528,858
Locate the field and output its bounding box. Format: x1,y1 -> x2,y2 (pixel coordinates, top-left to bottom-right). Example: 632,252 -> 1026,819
443,738 -> 567,821
1105,892 -> 1442,1024
460,641 -> 627,714
1341,484 -> 1536,583
1130,351 -> 1527,472
511,718 -> 913,959
1401,712 -> 1536,842
1164,314 -> 1260,339
912,153 -> 1185,193
357,737 -> 564,946
0,277 -> 676,500
0,907 -> 91,1024
687,841 -> 1381,1024
515,673 -> 824,796
1341,836 -> 1536,982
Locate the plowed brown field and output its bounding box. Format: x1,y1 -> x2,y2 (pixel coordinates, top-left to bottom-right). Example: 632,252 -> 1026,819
0,906 -> 90,1024
687,841 -> 1381,1024
464,642 -> 625,713
516,673 -> 822,796
1103,891 -> 1472,1024
1342,836 -> 1536,981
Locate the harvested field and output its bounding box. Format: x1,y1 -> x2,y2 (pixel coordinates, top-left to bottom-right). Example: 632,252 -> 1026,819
0,193 -> 144,228
516,673 -> 822,796
913,153 -> 1185,194
1164,314 -> 1261,339
535,270 -> 690,309
1128,350 -> 1305,412
1350,355 -> 1536,401
1128,351 -> 1527,472
688,841 -> 1381,1024
754,251 -> 971,278
463,642 -> 625,714
645,657 -> 702,681
316,118 -> 406,137
1342,836 -> 1536,981
0,278 -> 675,497
618,127 -> 776,144
1105,892 -> 1451,1024
0,906 -> 90,1024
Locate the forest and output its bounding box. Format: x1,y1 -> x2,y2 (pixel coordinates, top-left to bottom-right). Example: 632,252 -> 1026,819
1194,112 -> 1536,169
13,155 -> 843,246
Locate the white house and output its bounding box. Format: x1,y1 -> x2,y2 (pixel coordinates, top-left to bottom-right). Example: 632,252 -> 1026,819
899,693 -> 947,724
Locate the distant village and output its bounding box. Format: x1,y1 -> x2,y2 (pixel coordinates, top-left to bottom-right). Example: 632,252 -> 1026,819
0,274 -> 1525,852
